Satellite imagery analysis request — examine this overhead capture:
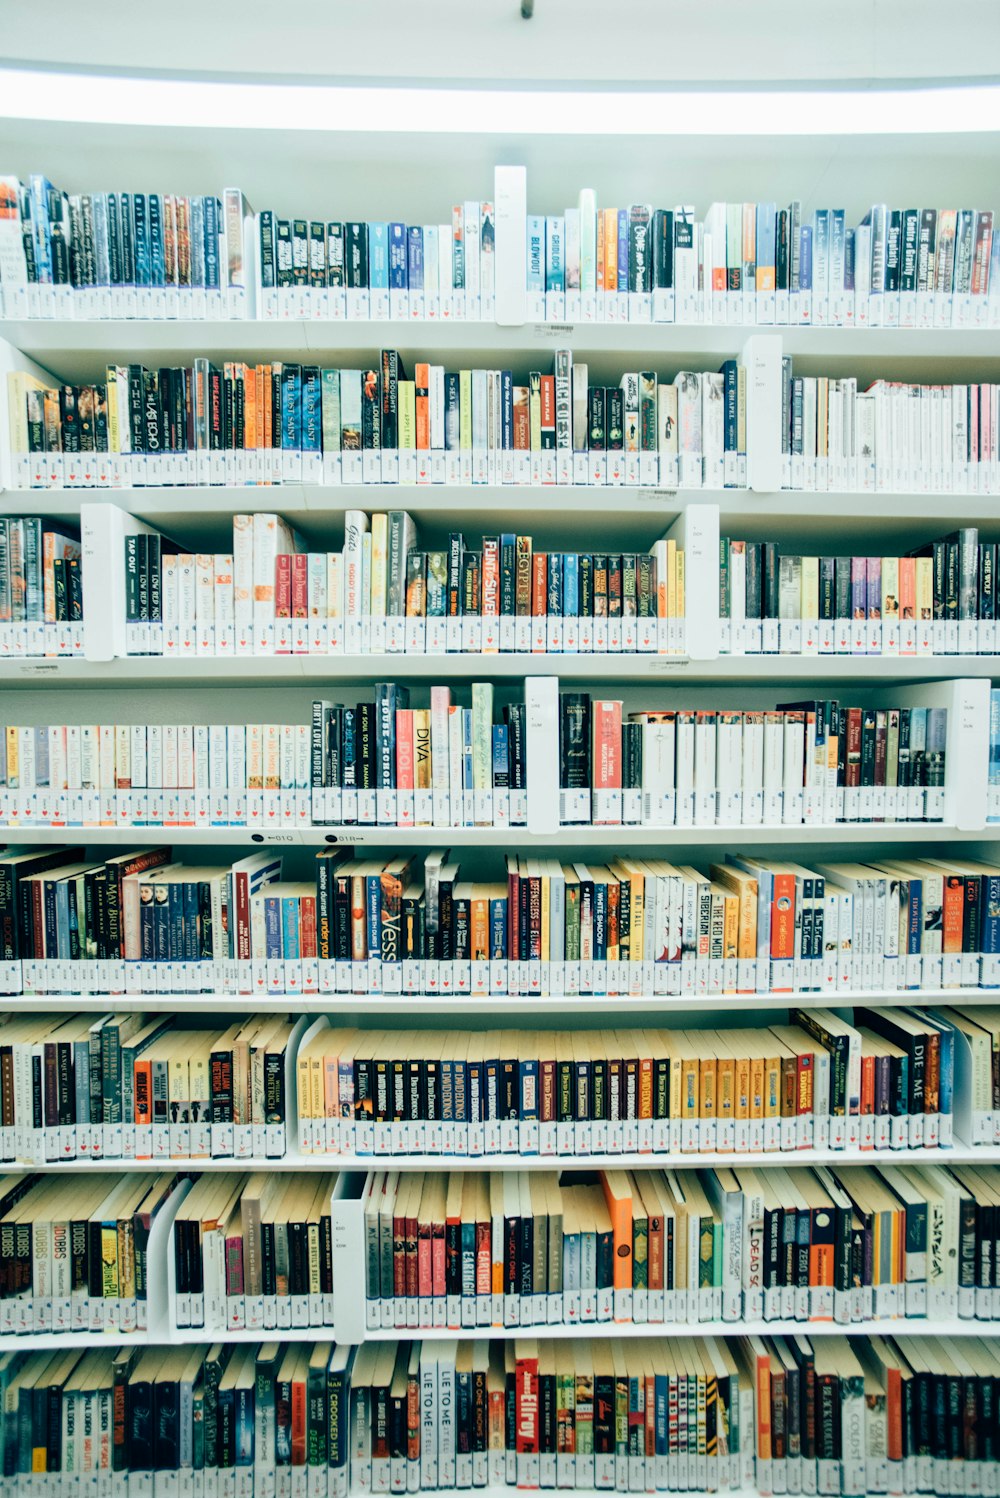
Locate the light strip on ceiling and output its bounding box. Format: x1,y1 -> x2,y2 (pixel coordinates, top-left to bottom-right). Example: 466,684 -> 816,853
0,68 -> 999,135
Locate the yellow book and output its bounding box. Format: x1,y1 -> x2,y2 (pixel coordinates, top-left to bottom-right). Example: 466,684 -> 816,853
370,512 -> 388,618
459,370 -> 473,450
721,889 -> 739,961
882,556 -> 899,622
4,727 -> 18,786
414,709 -> 432,790
676,549 -> 685,620
105,365 -> 120,455
763,1049 -> 781,1120
539,860 -> 551,964
398,381 -> 415,450
714,1040 -> 734,1126
915,556 -> 933,622
529,372 -> 542,451
296,1049 -> 314,1151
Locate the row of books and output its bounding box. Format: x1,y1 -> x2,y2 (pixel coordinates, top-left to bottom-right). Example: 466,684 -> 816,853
5,847 -> 1000,1002
556,698 -> 948,828
527,195 -> 1000,330
354,1156 -> 994,1336
6,1333 -> 989,1498
9,359 -> 746,492
0,1013 -> 296,1165
296,1007 -> 978,1160
0,693 -> 949,832
2,1002 -> 984,1167
778,371 -> 999,494
174,1171 -> 335,1332
0,518 -> 83,659
123,518 -> 687,659
717,530 -> 998,657
0,690 -> 531,831
0,178 -> 250,319
357,1161 -> 998,1331
5,174 -> 1000,334
0,1169 -> 179,1335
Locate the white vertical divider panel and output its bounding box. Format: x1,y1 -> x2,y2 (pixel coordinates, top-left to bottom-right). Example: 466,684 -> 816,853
0,335 -> 60,489
151,1175 -> 193,1341
81,500 -> 159,661
661,503 -> 720,660
331,1171 -> 369,1343
525,675 -> 560,835
494,165 -> 527,327
293,1015 -> 331,1156
895,677 -> 989,831
742,332 -> 783,493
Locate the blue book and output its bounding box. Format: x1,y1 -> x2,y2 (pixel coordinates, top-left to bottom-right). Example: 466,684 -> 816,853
844,229 -> 856,292
720,360 -> 738,456
934,1017 -> 955,1118
812,208 -> 830,294
489,896 -> 507,960
654,1374 -> 668,1456
406,226 -> 424,291
147,194 -> 165,286
388,223 -> 407,289
367,223 -> 389,288
235,1384 -> 255,1467
440,1057 -> 455,1128
453,1055 -> 467,1128
302,367 -> 321,453
830,209 -> 846,295
281,895 -> 300,961
756,201 -> 777,284
545,216 -> 564,292
563,553 -> 579,617
798,226 -> 813,292
617,208 -> 629,291
519,1058 -> 538,1137
467,1056 -> 483,1126
132,195 -> 150,287
444,373 -> 461,450
460,1219 -> 476,1299
980,872 -> 1000,953
546,551 -> 563,616
281,365 -> 302,451
526,216 -> 545,292
28,175 -> 55,283
492,725 -> 509,790
264,894 -> 283,959
364,874 -> 382,957
203,195 -> 221,290
341,707 -> 357,789
183,881 -> 199,962
462,708 -> 473,794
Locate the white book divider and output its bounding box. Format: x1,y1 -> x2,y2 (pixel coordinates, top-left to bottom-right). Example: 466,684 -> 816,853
525,676 -> 560,842
895,677 -> 989,833
148,1174 -> 194,1340
330,1170 -> 370,1342
660,502 -> 719,662
81,500 -> 162,661
494,164 -> 527,328
742,333 -> 783,493
293,1014 -> 331,1156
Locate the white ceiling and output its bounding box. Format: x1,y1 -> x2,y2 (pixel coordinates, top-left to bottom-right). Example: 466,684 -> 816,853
2,0 -> 999,85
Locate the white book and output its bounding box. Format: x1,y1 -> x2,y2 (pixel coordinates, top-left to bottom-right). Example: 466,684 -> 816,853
343,511 -> 369,620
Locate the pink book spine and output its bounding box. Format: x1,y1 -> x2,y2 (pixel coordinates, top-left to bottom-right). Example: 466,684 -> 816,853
275,552 -> 292,619
475,1221 -> 491,1295
338,1058 -> 355,1119
592,699 -> 623,789
396,708 -> 415,790
291,553 -> 309,618
226,1233 -> 245,1296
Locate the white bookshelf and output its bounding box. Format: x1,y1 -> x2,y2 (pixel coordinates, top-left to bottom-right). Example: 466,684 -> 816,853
2,37 -> 1000,1498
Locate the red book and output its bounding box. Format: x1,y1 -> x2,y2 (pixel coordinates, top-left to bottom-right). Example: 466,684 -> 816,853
591,699 -> 623,790
291,553 -> 308,619
299,893 -> 318,959
515,1346 -> 539,1455
770,870 -> 797,963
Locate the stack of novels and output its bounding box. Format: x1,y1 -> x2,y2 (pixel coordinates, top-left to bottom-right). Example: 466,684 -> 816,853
558,695 -> 948,827
358,1161 -> 1000,1329
6,847 -> 1000,1001
124,513 -> 687,658
719,528 -> 996,656
779,364 -> 1000,493
530,193 -> 1000,329
296,1007 -> 970,1159
0,1169 -> 181,1334
256,202 -> 496,320
172,1171 -> 336,1332
0,685 -> 528,830
0,516 -> 83,658
2,1333 -> 996,1497
9,355 -> 746,491
0,1013 -> 295,1165
0,176 -> 251,318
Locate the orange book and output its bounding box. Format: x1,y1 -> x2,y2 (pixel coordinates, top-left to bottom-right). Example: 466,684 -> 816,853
600,1170 -> 633,1293
415,363 -> 430,449
749,1053 -> 765,1123
134,1058 -> 153,1127
470,889 -> 490,961
290,1358 -> 308,1465
769,870 -> 797,963
700,1056 -> 717,1122
732,1046 -> 750,1125
753,1344 -> 772,1462
716,1052 -> 734,1129
262,366 -> 274,453
512,387 -> 530,449
941,875 -> 964,954
603,208 -> 618,295
596,210 -> 606,292
885,1358 -> 903,1462
860,1053 -> 875,1119
242,365 -> 257,451
637,1054 -> 653,1122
